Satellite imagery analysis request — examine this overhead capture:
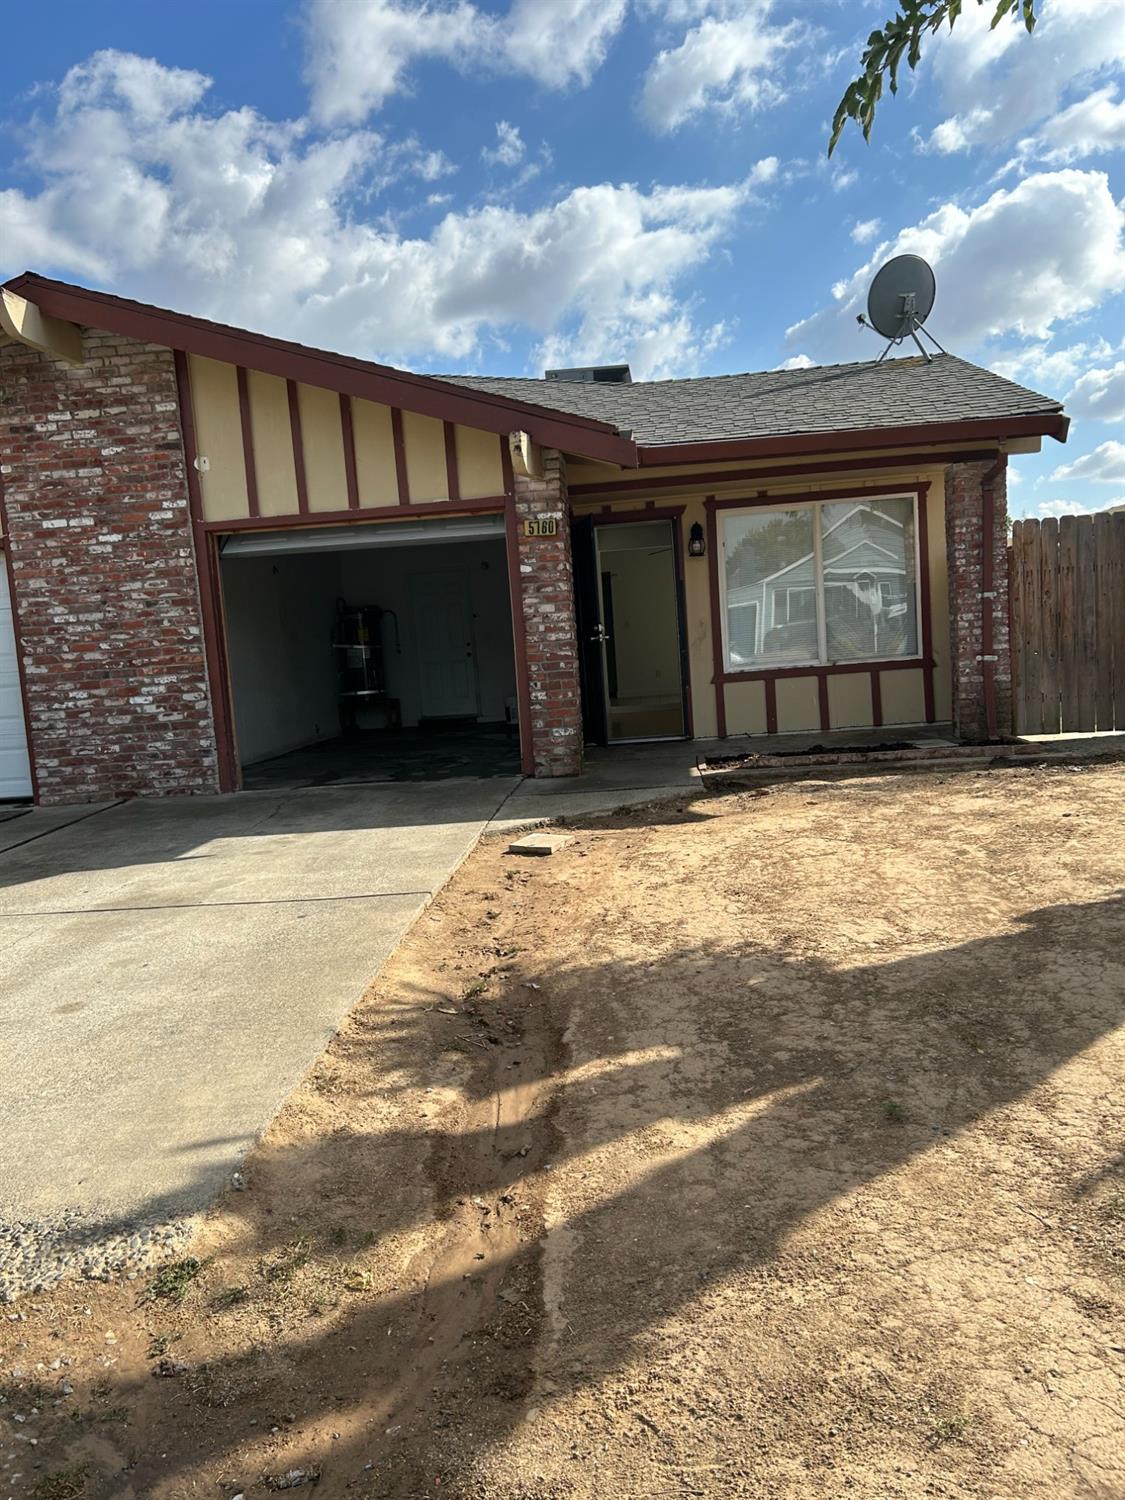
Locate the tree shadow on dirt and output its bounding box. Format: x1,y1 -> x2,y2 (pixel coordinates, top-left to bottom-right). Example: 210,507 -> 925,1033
25,886 -> 1125,1497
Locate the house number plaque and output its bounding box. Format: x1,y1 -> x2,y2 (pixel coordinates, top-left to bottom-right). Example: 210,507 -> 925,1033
523,518 -> 559,538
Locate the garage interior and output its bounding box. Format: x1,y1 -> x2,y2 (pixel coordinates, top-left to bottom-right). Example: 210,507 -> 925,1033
219,516 -> 521,788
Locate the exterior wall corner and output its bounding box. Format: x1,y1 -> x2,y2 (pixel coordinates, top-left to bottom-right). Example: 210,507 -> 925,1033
943,458 -> 1012,743
512,449 -> 582,777
0,333 -> 219,803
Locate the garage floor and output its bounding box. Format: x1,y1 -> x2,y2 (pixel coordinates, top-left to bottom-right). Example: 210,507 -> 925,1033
243,723 -> 521,789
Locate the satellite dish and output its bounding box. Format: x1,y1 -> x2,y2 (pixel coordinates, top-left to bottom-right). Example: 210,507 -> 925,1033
858,253 -> 946,363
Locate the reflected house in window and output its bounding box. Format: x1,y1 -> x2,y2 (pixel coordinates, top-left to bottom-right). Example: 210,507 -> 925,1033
725,499 -> 918,669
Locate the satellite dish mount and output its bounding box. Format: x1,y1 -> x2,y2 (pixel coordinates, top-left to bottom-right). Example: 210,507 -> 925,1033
857,254 -> 947,363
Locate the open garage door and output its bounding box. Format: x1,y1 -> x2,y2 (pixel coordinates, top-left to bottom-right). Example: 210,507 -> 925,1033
218,515 -> 520,789
0,563 -> 32,800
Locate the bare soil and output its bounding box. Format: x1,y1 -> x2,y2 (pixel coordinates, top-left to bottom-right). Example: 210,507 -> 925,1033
3,763 -> 1124,1500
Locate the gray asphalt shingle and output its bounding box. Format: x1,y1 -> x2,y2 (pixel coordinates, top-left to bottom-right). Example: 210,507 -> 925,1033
441,354 -> 1062,448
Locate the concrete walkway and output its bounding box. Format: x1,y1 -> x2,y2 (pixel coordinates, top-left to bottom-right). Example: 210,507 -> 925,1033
0,781 -> 521,1233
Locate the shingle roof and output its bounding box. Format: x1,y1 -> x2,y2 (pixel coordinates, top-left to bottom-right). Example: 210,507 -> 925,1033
441,354 -> 1064,449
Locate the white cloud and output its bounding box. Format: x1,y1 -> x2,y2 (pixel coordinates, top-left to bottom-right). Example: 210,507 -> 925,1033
1039,85 -> 1125,161
1067,360 -> 1125,421
786,170 -> 1125,367
922,0 -> 1125,157
1051,441 -> 1125,484
990,336 -> 1118,389
1031,497 -> 1115,518
304,0 -> 629,125
777,353 -> 813,369
482,121 -> 525,168
850,217 -> 881,245
1,50 -> 757,376
639,1 -> 798,132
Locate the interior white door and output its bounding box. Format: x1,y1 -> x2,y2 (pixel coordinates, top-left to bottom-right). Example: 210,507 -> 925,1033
0,563 -> 32,799
413,571 -> 479,718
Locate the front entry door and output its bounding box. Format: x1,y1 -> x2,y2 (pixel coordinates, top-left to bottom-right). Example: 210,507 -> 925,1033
571,517 -> 689,744
413,571 -> 479,718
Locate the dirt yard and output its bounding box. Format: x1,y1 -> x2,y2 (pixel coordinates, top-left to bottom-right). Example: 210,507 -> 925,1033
2,762 -> 1124,1500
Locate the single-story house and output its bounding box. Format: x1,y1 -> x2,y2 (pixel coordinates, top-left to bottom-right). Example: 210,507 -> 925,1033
0,272 -> 1069,805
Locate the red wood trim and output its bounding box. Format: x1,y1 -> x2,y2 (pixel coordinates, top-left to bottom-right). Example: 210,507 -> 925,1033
916,484 -> 936,723
870,670 -> 883,728
704,495 -> 726,738
504,496 -> 535,776
391,408 -> 410,506
718,656 -> 933,685
579,504 -> 687,525
817,673 -> 830,733
339,392 -> 359,509
764,677 -> 778,735
638,413 -> 1068,467
670,514 -> 694,740
443,421 -> 461,503
10,273 -> 638,467
236,366 -> 259,518
174,350 -> 240,793
201,495 -> 507,532
500,431 -> 515,498
286,379 -> 309,515
569,449 -> 999,499
709,480 -> 931,514
0,493 -> 40,803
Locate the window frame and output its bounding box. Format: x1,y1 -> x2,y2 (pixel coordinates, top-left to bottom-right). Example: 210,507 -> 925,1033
718,492 -> 924,675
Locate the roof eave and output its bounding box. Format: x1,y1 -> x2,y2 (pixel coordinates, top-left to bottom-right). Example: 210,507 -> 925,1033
636,411 -> 1070,467
4,273 -> 639,470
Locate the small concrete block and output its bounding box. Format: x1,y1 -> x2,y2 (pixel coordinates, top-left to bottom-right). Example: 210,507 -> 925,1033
507,832 -> 573,857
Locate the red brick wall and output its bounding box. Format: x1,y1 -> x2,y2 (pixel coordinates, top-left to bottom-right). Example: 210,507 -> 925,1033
513,450 -> 582,776
0,332 -> 218,804
944,458 -> 1012,742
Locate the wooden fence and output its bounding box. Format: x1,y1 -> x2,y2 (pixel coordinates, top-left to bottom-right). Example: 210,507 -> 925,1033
1009,513 -> 1125,735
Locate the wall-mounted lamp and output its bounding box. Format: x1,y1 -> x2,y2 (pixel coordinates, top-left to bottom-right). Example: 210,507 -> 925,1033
688,521 -> 706,557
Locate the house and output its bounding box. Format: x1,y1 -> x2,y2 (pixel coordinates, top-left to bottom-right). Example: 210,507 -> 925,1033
0,273 -> 1069,805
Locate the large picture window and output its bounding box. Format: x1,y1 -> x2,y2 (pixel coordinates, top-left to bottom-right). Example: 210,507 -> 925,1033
722,495 -> 919,671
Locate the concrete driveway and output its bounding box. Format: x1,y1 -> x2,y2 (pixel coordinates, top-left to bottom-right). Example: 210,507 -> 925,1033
0,780 -> 518,1235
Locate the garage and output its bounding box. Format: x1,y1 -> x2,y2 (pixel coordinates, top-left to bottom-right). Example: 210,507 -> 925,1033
219,514 -> 521,788
0,561 -> 32,800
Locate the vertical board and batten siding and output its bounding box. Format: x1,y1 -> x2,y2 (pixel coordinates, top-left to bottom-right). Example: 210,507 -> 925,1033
186,354 -> 507,524
1011,513 -> 1125,734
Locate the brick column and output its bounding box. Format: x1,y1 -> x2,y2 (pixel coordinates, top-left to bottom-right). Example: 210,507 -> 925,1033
512,449 -> 582,776
0,333 -> 218,804
944,459 -> 1012,742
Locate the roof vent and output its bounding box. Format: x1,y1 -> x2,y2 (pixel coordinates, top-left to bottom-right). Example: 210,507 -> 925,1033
544,364 -> 632,384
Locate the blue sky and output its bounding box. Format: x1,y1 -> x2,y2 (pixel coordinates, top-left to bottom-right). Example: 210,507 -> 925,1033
2,0 -> 1125,517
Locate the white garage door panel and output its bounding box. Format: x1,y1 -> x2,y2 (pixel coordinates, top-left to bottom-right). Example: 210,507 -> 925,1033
0,565 -> 32,799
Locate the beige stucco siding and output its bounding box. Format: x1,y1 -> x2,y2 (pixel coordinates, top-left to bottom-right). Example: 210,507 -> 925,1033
774,676 -> 820,734
352,398 -> 399,509
881,668 -> 927,725
191,359 -> 504,522
247,371 -> 299,517
190,355 -> 248,522
297,383 -> 349,513
403,411 -> 448,503
827,673 -> 873,730
455,425 -> 504,499
722,679 -> 767,736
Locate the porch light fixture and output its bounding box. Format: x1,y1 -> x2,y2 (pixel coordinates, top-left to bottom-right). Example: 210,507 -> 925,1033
688,521 -> 706,557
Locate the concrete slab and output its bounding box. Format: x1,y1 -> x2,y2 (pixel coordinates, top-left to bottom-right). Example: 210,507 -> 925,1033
0,781 -> 516,1232
0,802 -> 120,856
